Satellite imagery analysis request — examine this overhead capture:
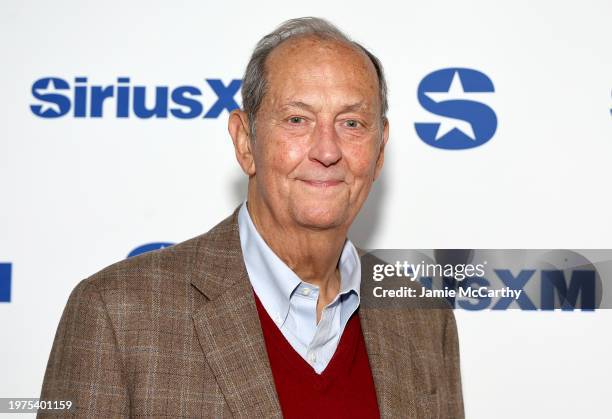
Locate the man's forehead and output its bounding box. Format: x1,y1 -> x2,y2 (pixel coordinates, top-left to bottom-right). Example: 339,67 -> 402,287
265,35 -> 377,79
263,36 -> 380,107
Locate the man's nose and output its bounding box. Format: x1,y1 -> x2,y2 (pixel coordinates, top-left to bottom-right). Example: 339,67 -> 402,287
308,120 -> 342,167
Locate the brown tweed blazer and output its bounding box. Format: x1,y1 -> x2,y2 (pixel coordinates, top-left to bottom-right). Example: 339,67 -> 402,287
39,208 -> 464,418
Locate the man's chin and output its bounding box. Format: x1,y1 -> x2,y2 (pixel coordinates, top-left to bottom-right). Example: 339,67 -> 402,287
291,206 -> 350,231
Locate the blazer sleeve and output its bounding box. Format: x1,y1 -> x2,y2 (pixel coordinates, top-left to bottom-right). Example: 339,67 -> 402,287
442,309 -> 465,419
38,279 -> 130,417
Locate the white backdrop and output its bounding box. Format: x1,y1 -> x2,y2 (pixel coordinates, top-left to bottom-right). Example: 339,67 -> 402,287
1,0 -> 611,417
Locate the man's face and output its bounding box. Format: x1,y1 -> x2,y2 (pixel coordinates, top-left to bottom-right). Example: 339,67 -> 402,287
246,36 -> 388,231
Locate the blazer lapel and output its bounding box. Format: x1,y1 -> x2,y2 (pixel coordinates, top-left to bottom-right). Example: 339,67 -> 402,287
190,210 -> 281,417
360,306 -> 419,418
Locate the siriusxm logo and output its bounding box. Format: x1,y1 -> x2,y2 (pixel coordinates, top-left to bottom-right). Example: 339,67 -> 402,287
0,263 -> 11,303
31,77 -> 241,119
415,68 -> 497,150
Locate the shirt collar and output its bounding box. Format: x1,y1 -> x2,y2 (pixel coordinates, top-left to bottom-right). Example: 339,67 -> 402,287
237,202 -> 361,325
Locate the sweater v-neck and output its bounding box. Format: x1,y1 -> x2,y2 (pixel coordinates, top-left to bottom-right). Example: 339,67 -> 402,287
254,291 -> 361,392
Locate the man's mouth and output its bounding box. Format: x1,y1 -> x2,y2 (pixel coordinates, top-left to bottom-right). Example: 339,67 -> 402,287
299,179 -> 343,188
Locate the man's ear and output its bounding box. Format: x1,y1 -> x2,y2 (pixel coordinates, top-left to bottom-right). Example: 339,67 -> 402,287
228,110 -> 256,176
373,118 -> 389,181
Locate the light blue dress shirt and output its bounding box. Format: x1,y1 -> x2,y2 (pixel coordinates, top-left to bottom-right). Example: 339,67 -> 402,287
237,202 -> 361,374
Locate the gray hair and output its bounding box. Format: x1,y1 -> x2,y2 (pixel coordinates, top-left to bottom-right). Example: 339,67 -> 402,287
241,17 -> 388,139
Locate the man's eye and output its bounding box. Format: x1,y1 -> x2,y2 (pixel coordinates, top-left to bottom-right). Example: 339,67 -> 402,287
345,120 -> 360,128
288,116 -> 304,124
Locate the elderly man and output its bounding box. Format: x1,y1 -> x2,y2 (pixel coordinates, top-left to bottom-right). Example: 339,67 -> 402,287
40,17 -> 463,418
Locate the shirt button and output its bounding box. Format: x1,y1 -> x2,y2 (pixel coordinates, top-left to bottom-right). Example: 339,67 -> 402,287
308,352 -> 317,363
302,288 -> 311,296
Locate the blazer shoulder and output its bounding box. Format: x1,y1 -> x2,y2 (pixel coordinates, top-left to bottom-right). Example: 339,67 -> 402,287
84,233 -> 203,293
78,207 -> 241,302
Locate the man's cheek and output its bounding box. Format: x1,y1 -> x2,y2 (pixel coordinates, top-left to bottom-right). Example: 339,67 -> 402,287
278,143 -> 308,167
346,151 -> 377,176
345,140 -> 377,160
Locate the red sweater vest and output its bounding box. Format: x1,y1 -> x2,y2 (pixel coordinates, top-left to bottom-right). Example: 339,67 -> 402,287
254,293 -> 380,418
